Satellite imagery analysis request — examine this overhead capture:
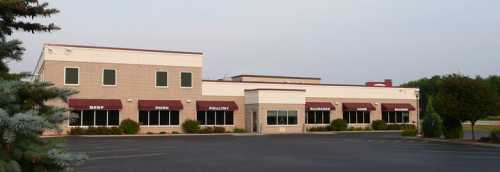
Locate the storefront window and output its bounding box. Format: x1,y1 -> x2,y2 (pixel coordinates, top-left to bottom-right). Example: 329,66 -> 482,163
70,110 -> 120,127
382,111 -> 410,124
306,111 -> 330,124
197,111 -> 234,125
138,110 -> 180,126
103,69 -> 116,85
343,111 -> 371,124
64,67 -> 79,85
267,110 -> 298,125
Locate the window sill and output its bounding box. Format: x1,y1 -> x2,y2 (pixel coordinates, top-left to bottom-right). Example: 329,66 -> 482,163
68,125 -> 119,128
266,124 -> 299,127
200,125 -> 235,127
140,125 -> 180,128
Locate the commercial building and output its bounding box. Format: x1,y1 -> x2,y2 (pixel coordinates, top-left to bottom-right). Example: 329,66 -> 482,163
34,44 -> 419,134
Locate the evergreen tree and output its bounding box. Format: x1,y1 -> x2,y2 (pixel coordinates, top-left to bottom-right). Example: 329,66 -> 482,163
0,0 -> 87,171
421,97 -> 443,138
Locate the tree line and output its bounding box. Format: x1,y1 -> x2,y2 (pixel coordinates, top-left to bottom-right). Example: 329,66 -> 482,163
402,74 -> 500,139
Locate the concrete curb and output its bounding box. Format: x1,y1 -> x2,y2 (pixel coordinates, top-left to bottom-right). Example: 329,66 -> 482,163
51,133 -> 260,138
403,137 -> 500,148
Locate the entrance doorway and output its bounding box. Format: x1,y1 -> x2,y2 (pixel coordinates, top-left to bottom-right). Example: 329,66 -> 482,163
252,112 -> 258,132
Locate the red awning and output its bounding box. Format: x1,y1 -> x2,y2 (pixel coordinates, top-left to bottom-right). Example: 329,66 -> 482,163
305,102 -> 335,111
197,101 -> 238,111
68,98 -> 122,110
342,103 -> 376,111
138,100 -> 183,111
381,103 -> 415,111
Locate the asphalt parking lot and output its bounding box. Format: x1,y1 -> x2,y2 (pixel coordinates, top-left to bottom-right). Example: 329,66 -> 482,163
67,133 -> 500,172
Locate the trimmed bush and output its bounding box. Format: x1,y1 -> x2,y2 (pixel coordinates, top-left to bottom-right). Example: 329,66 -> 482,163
422,113 -> 443,138
172,131 -> 180,134
159,131 -> 167,134
120,119 -> 140,134
401,129 -> 418,137
200,127 -> 215,134
490,129 -> 500,143
182,119 -> 201,133
69,127 -> 86,135
371,120 -> 388,130
330,119 -> 348,131
68,127 -> 123,135
233,128 -> 246,133
308,126 -> 329,132
213,127 -> 226,133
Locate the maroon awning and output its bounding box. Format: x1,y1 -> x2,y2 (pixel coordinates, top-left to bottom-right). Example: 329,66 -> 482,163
68,98 -> 122,110
343,103 -> 376,111
305,102 -> 335,111
197,101 -> 238,111
381,103 -> 415,111
138,100 -> 183,111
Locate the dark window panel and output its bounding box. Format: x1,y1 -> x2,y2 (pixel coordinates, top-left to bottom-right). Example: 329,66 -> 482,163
277,111 -> 287,125
171,111 -> 180,125
139,111 -> 149,125
69,110 -> 81,126
82,110 -> 94,126
181,72 -> 192,87
323,111 -> 331,124
156,71 -> 168,87
108,110 -> 120,125
95,110 -> 107,126
197,111 -> 206,125
215,111 -> 225,125
150,110 -> 159,125
206,111 -> 215,125
288,111 -> 298,125
103,69 -> 116,85
160,110 -> 169,125
225,111 -> 234,125
65,68 -> 79,84
364,111 -> 370,123
306,111 -> 315,124
267,111 -> 277,125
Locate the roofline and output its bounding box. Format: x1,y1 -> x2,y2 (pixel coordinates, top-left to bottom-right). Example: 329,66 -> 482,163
44,43 -> 203,55
231,74 -> 321,80
244,88 -> 306,92
203,80 -> 417,89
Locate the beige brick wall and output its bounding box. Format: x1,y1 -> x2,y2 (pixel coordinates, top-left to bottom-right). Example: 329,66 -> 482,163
42,60 -> 203,134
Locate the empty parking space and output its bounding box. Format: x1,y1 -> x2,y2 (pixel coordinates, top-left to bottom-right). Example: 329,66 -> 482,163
67,133 -> 500,172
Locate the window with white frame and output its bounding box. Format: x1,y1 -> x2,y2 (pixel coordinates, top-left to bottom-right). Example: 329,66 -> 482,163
180,72 -> 192,88
382,111 -> 410,123
343,111 -> 370,124
197,111 -> 234,125
306,111 -> 330,124
69,110 -> 119,126
139,110 -> 180,126
64,67 -> 79,85
102,69 -> 116,85
267,110 -> 298,125
156,71 -> 168,87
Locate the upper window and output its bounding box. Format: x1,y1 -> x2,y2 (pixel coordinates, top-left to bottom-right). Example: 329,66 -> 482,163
180,72 -> 192,88
156,71 -> 168,87
103,69 -> 116,86
64,67 -> 79,85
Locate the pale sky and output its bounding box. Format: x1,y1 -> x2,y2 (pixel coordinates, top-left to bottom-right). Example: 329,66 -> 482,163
7,0 -> 500,85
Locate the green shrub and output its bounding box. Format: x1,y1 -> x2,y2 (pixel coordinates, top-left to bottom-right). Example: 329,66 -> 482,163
86,127 -> 98,135
443,119 -> 463,139
69,127 -> 86,135
213,127 -> 226,133
371,120 -> 387,130
182,120 -> 201,133
490,129 -> 500,143
146,132 -> 154,134
159,131 -> 167,134
172,131 -> 180,134
422,113 -> 443,138
119,119 -> 140,134
330,119 -> 348,131
233,128 -> 246,133
363,126 -> 372,131
401,129 -> 418,137
347,127 -> 355,131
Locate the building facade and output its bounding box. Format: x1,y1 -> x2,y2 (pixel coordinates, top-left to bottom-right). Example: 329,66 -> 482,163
34,44 -> 419,134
